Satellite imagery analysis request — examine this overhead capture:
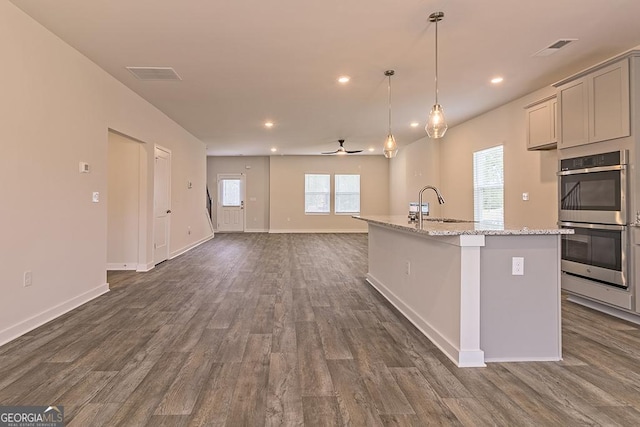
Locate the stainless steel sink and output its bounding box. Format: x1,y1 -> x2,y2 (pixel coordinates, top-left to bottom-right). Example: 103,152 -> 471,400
422,218 -> 476,223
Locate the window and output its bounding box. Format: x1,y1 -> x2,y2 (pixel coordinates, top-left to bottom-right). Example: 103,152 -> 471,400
305,174 -> 330,213
221,179 -> 241,206
473,145 -> 504,225
335,174 -> 360,214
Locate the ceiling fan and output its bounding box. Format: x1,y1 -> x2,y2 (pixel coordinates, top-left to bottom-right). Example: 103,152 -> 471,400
321,139 -> 363,155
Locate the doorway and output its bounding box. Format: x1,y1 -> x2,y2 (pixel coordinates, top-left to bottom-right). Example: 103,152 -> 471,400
154,146 -> 172,264
217,173 -> 245,232
107,131 -> 147,271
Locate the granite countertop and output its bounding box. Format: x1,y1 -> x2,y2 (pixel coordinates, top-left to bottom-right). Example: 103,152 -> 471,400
353,215 -> 574,236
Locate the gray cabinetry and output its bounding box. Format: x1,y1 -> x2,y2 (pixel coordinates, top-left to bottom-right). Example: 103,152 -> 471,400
556,58 -> 630,149
557,78 -> 588,148
525,96 -> 557,150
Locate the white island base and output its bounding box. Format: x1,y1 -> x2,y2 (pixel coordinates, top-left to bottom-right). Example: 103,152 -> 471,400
358,217 -> 566,368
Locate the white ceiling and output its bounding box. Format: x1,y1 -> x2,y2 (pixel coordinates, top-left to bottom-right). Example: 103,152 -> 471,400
10,0 -> 640,156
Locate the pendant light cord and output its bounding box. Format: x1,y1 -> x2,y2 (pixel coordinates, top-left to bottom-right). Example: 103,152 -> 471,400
388,74 -> 392,134
434,16 -> 439,104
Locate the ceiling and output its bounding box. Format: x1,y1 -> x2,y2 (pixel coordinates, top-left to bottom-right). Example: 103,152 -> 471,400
10,0 -> 640,156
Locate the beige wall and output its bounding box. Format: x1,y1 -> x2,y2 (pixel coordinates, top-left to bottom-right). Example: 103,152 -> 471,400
207,156 -> 270,232
269,155 -> 390,232
0,1 -> 212,345
439,85 -> 559,227
389,136 -> 442,216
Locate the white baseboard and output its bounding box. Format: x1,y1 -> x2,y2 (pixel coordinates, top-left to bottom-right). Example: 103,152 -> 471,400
485,356 -> 562,363
366,274 -> 485,368
244,228 -> 269,233
269,229 -> 368,234
0,283 -> 110,347
106,263 -> 137,271
136,262 -> 154,272
169,233 -> 214,259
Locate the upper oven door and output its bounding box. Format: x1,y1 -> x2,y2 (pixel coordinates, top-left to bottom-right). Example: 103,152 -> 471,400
558,164 -> 626,225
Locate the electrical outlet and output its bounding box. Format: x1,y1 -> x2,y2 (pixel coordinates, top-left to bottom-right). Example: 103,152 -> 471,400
404,260 -> 411,276
512,257 -> 524,275
24,271 -> 32,287
92,192 -> 100,203
522,192 -> 529,201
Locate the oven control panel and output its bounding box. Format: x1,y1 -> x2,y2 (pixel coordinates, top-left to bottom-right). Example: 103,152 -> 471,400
560,151 -> 622,171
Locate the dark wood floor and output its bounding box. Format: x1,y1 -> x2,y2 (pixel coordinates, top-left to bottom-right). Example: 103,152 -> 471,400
1,233 -> 640,426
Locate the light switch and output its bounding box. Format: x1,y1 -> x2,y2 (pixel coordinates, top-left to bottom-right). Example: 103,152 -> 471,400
92,192 -> 100,203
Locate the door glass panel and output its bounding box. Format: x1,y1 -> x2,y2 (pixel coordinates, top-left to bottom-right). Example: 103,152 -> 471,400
222,179 -> 241,206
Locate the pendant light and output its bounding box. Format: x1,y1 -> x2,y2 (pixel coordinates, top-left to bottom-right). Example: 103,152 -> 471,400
383,70 -> 398,158
425,11 -> 448,139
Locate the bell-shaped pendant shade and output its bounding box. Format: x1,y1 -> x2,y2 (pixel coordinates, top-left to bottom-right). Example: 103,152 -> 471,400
383,134 -> 398,159
425,103 -> 448,139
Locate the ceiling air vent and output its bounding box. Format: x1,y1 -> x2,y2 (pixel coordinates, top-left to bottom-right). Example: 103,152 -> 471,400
126,66 -> 182,81
532,39 -> 577,57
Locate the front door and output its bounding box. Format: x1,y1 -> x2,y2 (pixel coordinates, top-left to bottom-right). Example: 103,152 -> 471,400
217,174 -> 245,232
154,146 -> 171,264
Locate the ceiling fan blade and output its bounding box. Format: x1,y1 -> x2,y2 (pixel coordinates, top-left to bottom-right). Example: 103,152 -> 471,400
321,139 -> 358,155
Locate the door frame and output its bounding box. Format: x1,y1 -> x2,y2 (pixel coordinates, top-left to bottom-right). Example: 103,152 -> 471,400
153,145 -> 172,264
217,173 -> 246,232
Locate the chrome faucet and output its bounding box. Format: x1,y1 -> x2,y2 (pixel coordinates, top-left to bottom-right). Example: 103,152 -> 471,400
418,185 -> 446,228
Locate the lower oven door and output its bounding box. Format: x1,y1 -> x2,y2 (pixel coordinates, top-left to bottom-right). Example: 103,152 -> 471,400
559,222 -> 627,289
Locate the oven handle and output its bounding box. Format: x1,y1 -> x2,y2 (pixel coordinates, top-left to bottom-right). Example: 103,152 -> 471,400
558,221 -> 625,231
557,164 -> 625,176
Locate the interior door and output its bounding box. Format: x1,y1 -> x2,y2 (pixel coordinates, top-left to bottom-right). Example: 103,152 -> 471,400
217,174 -> 245,232
154,146 -> 171,264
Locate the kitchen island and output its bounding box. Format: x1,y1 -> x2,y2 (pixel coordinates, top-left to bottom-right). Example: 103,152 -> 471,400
353,215 -> 573,368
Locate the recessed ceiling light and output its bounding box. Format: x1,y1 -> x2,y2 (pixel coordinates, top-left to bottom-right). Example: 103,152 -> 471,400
270,147 -> 277,152
491,77 -> 504,84
264,121 -> 274,128
338,76 -> 350,84
368,147 -> 375,152
410,122 -> 420,128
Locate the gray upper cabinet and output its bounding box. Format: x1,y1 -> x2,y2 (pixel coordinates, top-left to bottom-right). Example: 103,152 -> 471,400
525,96 -> 557,150
590,60 -> 630,142
556,58 -> 630,149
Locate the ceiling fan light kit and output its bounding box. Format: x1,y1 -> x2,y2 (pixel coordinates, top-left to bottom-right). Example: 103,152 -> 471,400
383,70 -> 399,159
425,11 -> 448,139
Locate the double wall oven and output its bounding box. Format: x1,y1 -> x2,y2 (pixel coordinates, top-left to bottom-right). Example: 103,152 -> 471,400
558,150 -> 629,291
